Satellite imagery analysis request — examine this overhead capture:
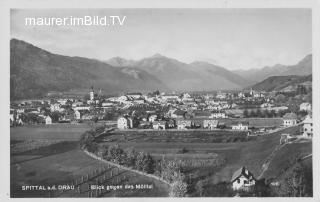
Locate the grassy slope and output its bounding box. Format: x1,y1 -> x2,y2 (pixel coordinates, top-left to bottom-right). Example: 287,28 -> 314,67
10,125 -> 170,197
262,140 -> 312,179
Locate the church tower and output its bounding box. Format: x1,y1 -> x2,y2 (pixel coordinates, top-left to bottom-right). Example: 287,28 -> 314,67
90,86 -> 94,101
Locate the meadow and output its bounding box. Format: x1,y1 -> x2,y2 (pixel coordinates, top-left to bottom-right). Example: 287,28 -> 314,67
10,124 -> 170,197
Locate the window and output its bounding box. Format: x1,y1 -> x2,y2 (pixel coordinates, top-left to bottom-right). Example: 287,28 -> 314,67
237,179 -> 240,183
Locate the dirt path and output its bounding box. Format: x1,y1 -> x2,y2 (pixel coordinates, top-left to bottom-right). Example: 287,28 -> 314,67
257,143 -> 285,179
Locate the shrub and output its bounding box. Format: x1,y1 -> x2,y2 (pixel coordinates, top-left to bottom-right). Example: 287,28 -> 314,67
169,180 -> 188,197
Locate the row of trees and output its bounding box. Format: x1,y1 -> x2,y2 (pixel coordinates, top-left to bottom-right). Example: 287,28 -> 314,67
79,130 -> 188,197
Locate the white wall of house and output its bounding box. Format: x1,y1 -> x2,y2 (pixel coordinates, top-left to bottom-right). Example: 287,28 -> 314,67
232,124 -> 248,130
232,175 -> 255,190
283,119 -> 297,126
117,117 -> 129,129
45,116 -> 52,125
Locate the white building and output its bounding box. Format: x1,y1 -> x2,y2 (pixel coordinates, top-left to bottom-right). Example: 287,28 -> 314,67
203,119 -> 219,129
152,121 -> 166,130
231,167 -> 256,191
45,116 -> 52,125
300,102 -> 312,112
283,113 -> 298,127
50,103 -> 61,112
210,112 -> 227,119
176,119 -> 192,130
148,114 -> 158,123
90,87 -> 95,101
117,116 -> 131,129
231,122 -> 249,130
301,115 -> 313,138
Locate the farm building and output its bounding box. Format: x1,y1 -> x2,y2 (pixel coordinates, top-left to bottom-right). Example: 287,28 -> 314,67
231,121 -> 249,130
203,119 -> 219,129
210,111 -> 227,119
301,115 -> 313,138
152,121 -> 167,130
45,116 -> 52,125
177,119 -> 192,129
300,102 -> 312,112
148,114 -> 158,122
117,116 -> 132,129
231,166 -> 256,191
283,113 -> 297,127
280,133 -> 296,144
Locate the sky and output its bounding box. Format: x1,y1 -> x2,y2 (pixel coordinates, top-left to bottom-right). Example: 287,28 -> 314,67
11,9 -> 311,70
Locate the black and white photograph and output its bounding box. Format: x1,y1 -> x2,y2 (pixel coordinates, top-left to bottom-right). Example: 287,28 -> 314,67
1,0 -> 319,200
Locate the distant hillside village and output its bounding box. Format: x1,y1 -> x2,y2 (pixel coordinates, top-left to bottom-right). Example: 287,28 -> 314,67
10,86 -> 312,139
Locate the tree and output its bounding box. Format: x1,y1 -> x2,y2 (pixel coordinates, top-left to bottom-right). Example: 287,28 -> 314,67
249,110 -> 256,118
124,147 -> 138,167
135,152 -> 146,171
276,162 -> 313,197
243,109 -> 249,118
256,109 -> 262,117
135,152 -> 155,173
195,180 -> 206,196
169,180 -> 188,197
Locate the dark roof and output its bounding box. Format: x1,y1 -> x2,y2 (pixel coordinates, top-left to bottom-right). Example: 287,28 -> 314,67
283,113 -> 297,120
231,166 -> 255,182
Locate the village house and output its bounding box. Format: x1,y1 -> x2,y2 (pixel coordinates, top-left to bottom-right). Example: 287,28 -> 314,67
176,119 -> 192,130
300,102 -> 312,112
117,116 -> 132,129
167,119 -> 175,128
216,91 -> 227,99
161,94 -> 180,101
210,111 -> 227,119
152,121 -> 167,130
283,113 -> 298,127
192,110 -> 212,119
231,166 -> 256,191
45,116 -> 52,125
171,109 -> 186,119
134,98 -> 145,104
301,115 -> 313,138
50,103 -> 61,112
126,92 -> 142,100
231,121 -> 249,130
148,114 -> 158,122
203,119 -> 219,129
280,133 -> 296,144
101,101 -> 114,107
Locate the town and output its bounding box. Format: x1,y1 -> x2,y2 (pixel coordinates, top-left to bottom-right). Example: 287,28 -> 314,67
10,86 -> 313,139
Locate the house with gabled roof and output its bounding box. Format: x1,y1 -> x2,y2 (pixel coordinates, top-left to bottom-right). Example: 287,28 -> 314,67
231,166 -> 256,191
231,121 -> 249,130
283,112 -> 298,126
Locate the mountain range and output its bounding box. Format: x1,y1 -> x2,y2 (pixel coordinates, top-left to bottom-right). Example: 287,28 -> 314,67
251,75 -> 312,92
10,38 -> 312,100
233,54 -> 312,82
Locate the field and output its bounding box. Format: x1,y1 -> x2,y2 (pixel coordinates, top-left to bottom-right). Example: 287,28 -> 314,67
99,126 -> 303,186
10,124 -> 92,141
11,123 -> 309,197
262,140 -> 312,179
10,125 -> 170,197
